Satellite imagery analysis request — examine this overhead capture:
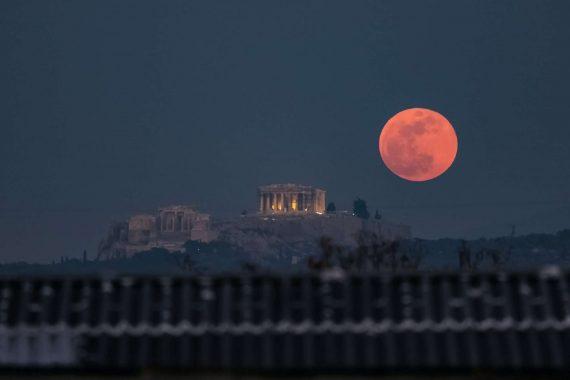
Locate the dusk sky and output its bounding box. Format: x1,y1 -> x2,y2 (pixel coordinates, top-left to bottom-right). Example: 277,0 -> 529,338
2,0 -> 570,262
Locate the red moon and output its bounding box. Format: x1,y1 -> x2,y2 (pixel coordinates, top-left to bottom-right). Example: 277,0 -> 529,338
379,108 -> 458,182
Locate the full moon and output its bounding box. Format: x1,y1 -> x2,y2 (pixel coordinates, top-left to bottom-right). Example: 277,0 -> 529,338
379,108 -> 458,182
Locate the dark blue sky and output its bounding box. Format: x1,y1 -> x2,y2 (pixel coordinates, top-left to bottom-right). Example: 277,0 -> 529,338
1,0 -> 570,262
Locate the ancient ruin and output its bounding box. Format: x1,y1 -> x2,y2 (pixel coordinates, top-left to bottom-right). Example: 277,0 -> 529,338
98,184 -> 411,260
258,184 -> 326,214
98,205 -> 215,258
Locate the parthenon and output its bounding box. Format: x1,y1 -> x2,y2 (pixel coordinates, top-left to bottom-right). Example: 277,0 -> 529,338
98,184 -> 411,260
258,184 -> 326,215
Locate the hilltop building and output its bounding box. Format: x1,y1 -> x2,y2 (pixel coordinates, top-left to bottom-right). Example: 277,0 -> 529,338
97,184 -> 411,260
258,184 -> 326,215
136,205 -> 211,243
98,205 -> 215,258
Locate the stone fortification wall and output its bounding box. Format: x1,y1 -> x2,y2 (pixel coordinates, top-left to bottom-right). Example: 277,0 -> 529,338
99,206 -> 411,261
213,214 -> 411,260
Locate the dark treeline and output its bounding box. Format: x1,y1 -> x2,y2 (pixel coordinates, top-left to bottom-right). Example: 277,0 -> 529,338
1,229 -> 570,275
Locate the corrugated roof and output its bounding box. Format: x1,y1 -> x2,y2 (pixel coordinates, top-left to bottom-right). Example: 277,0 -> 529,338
1,268 -> 569,370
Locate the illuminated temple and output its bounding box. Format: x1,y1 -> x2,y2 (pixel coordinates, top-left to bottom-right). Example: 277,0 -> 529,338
98,183 -> 411,259
258,184 -> 326,215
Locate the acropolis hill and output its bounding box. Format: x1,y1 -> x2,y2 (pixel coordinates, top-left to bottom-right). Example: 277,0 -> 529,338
97,184 -> 411,260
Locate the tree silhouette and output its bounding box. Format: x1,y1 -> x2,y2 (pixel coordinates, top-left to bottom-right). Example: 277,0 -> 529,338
374,209 -> 382,220
326,202 -> 336,213
353,198 -> 370,219
308,232 -> 421,273
458,240 -> 473,271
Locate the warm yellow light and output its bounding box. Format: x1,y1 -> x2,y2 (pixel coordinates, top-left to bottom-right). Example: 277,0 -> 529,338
291,199 -> 297,211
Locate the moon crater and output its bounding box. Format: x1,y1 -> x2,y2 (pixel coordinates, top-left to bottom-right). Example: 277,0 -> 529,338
379,108 -> 458,182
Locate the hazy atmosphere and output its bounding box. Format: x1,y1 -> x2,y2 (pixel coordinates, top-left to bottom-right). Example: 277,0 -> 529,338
2,0 -> 570,262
